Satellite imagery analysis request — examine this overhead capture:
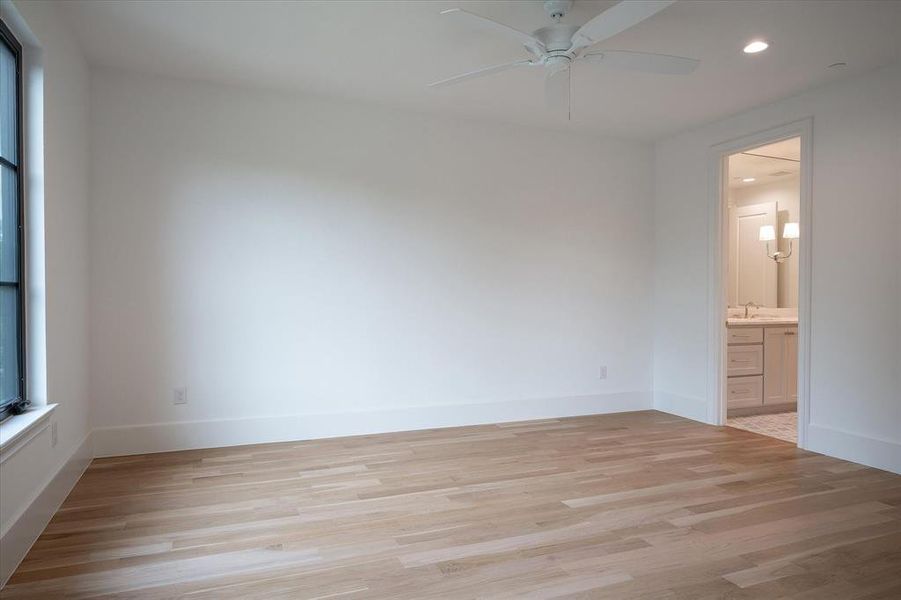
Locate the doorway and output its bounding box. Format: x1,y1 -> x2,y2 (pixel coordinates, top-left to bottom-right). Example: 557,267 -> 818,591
707,120 -> 812,447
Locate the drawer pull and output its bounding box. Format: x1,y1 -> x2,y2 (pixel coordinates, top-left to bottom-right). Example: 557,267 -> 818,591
785,331 -> 796,336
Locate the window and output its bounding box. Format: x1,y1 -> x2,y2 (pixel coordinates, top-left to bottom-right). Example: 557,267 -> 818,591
0,19 -> 25,421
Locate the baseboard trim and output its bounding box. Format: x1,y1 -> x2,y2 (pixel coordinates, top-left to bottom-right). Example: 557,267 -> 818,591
806,423 -> 900,475
0,432 -> 93,587
93,391 -> 652,457
653,390 -> 709,424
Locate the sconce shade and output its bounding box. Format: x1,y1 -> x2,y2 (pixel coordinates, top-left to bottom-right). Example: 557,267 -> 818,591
758,225 -> 776,241
783,222 -> 800,239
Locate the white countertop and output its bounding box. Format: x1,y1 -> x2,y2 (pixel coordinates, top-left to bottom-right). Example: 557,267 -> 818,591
726,317 -> 798,326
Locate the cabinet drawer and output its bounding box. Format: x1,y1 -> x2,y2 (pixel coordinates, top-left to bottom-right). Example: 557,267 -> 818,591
727,345 -> 764,376
727,375 -> 763,408
727,327 -> 763,344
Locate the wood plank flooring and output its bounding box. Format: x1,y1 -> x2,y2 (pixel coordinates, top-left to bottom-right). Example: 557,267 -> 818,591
3,410 -> 900,599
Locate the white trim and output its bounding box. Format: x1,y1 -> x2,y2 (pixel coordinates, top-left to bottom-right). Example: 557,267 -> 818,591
0,431 -> 93,587
1,0 -> 50,417
0,404 -> 56,463
706,118 -> 813,448
93,392 -> 652,457
807,423 -> 901,475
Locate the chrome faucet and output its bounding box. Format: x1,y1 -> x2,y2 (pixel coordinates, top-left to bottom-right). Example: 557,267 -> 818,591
743,301 -> 760,318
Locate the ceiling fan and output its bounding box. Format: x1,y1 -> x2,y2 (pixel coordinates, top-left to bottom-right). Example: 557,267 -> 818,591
428,0 -> 699,119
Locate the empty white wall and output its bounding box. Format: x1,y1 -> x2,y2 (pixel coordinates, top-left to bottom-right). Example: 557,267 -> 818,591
89,70 -> 655,455
0,0 -> 92,584
653,64 -> 901,472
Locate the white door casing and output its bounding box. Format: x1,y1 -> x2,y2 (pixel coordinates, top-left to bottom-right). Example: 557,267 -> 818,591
706,118 -> 812,450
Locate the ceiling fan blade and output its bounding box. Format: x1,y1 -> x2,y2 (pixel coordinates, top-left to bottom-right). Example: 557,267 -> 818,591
545,65 -> 571,121
440,8 -> 545,53
570,1 -> 676,53
582,50 -> 699,74
428,59 -> 535,88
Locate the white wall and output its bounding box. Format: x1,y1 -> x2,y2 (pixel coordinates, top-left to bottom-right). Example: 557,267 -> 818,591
730,176 -> 801,308
653,64 -> 901,472
0,0 -> 93,584
88,70 -> 655,455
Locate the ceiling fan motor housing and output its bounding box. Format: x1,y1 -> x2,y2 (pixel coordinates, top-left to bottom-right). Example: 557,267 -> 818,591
534,25 -> 581,54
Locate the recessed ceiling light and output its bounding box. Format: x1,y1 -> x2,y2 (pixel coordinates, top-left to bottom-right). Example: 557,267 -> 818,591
742,177 -> 756,183
743,40 -> 769,54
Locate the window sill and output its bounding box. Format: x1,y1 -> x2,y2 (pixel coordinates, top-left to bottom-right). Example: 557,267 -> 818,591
0,404 -> 57,462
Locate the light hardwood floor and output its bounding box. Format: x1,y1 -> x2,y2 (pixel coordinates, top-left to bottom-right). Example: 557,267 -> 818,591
3,411 -> 900,599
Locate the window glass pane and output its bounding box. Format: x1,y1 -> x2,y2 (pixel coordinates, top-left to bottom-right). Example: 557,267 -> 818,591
1,164 -> 17,282
0,40 -> 15,166
0,286 -> 19,405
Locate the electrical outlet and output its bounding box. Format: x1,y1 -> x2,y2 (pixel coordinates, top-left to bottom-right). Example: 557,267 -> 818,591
599,365 -> 607,380
173,387 -> 188,405
51,421 -> 58,447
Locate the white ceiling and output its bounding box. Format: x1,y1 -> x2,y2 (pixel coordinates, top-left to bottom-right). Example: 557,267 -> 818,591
59,0 -> 901,140
728,138 -> 801,189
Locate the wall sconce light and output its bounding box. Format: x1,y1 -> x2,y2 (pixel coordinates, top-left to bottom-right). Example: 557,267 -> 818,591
759,223 -> 799,263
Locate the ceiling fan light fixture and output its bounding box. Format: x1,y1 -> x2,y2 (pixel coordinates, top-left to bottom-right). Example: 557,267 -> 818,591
743,40 -> 769,54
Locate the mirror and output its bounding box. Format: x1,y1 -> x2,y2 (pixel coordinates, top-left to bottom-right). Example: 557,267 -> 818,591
726,137 -> 801,309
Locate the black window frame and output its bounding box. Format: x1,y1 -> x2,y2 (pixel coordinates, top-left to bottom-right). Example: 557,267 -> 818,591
0,18 -> 26,422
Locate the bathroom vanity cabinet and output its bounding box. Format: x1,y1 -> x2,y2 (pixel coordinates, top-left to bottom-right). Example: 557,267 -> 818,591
726,322 -> 798,413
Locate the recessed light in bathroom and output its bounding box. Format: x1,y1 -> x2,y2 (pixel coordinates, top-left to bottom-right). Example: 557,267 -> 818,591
742,177 -> 756,183
743,40 -> 769,54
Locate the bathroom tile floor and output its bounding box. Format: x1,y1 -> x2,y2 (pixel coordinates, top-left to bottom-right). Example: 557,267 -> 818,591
727,411 -> 797,443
